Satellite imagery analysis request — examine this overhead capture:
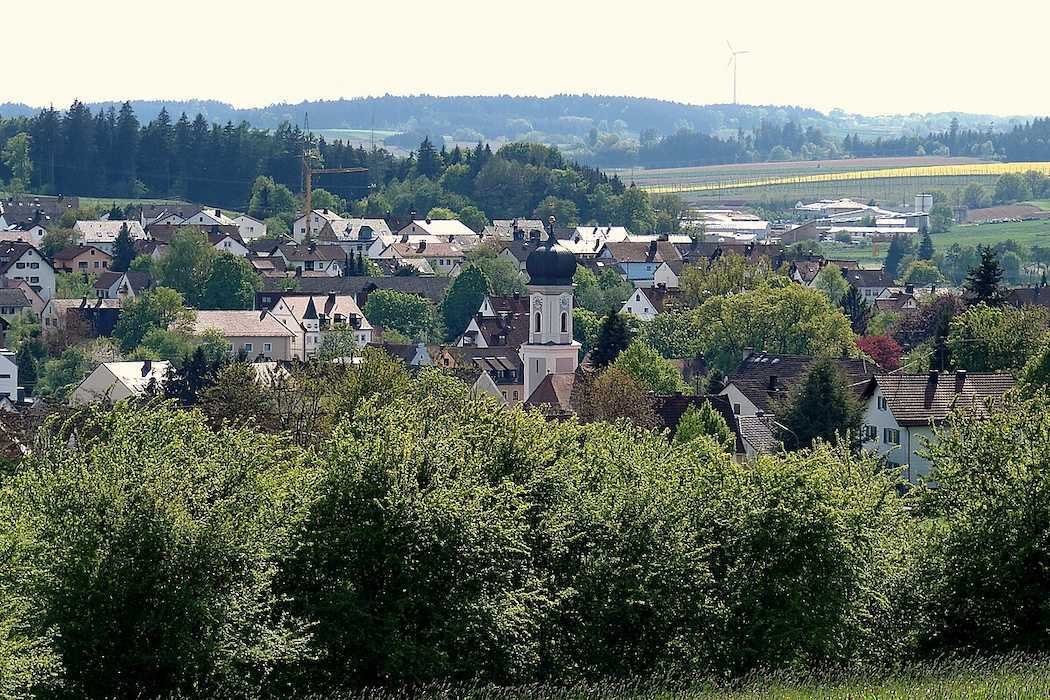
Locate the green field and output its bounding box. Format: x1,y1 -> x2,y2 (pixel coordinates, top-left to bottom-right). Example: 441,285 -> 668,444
823,219 -> 1050,265
78,196 -> 188,210
341,658 -> 1050,699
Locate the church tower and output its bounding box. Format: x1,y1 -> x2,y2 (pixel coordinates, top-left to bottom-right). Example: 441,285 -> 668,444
521,220 -> 580,400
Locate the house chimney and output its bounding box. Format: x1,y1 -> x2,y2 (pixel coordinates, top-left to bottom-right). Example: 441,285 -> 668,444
905,283 -> 914,294
417,240 -> 427,253
648,240 -> 658,256
742,346 -> 754,360
928,369 -> 939,383
141,359 -> 152,376
768,375 -> 778,391
425,218 -> 432,225
955,369 -> 967,386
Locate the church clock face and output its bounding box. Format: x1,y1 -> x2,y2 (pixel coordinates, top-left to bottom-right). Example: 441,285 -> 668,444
559,295 -> 571,311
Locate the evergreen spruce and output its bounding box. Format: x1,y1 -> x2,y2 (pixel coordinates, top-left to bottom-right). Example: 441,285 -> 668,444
590,310 -> 635,368
15,343 -> 36,396
777,358 -> 863,449
673,401 -> 735,452
918,230 -> 935,260
964,246 -> 1006,307
111,222 -> 135,272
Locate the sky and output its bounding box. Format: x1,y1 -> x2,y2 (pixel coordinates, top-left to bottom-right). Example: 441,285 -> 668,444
4,0 -> 1043,117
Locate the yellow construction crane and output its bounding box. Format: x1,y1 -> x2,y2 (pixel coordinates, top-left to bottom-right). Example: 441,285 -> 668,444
301,149 -> 367,222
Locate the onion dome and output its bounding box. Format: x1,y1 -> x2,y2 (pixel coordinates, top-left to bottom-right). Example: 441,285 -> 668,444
526,242 -> 576,285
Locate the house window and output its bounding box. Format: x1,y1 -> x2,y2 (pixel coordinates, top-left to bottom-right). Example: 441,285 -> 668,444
733,403 -> 741,415
78,262 -> 88,270
863,425 -> 877,442
29,277 -> 38,283
883,428 -> 900,445
513,390 -> 519,400
30,262 -> 39,269
15,263 -> 24,269
560,312 -> 567,333
877,396 -> 887,411
263,343 -> 272,352
244,342 -> 253,353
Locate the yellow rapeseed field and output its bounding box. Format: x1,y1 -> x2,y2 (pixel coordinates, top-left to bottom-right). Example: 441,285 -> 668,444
640,162 -> 1050,194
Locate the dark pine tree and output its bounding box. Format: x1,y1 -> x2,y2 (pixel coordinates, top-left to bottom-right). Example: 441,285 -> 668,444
111,223 -> 135,272
840,285 -> 871,335
964,246 -> 1006,307
918,230 -> 935,261
15,343 -> 36,396
590,310 -> 635,368
777,358 -> 863,450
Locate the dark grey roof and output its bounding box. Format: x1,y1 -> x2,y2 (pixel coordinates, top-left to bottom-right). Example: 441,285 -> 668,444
0,288 -> 31,307
259,276 -> 450,304
727,351 -> 881,414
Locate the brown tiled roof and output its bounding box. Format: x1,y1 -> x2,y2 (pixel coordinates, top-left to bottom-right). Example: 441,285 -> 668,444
487,294 -> 530,316
602,241 -> 681,264
524,373 -> 575,412
53,245 -> 110,261
279,243 -> 345,262
843,268 -> 892,288
1006,286 -> 1050,308
728,352 -> 881,414
652,393 -> 745,453
674,241 -> 784,265
865,371 -> 1014,427
445,346 -> 523,385
874,292 -> 917,312
0,288 -> 31,308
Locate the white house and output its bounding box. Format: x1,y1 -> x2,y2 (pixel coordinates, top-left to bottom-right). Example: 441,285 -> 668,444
232,214 -> 267,242
0,349 -> 18,402
181,208 -> 237,227
209,231 -> 250,257
0,222 -> 47,247
71,360 -> 171,405
319,218 -> 395,258
292,209 -> 343,241
73,220 -> 147,253
860,371 -> 1015,482
269,293 -> 373,359
620,286 -> 676,322
191,310 -> 297,362
599,241 -> 682,288
0,242 -> 55,300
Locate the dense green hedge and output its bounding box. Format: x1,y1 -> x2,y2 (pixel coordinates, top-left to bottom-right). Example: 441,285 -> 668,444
0,368 -> 1045,697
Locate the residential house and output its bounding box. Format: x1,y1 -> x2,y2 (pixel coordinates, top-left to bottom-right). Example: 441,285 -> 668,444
269,293 -> 373,359
73,220 -> 146,253
232,214 -> 267,242
0,288 -> 32,326
484,219 -> 546,240
376,239 -> 466,275
276,243 -> 346,276
652,393 -> 768,459
720,350 -> 881,417
0,350 -> 17,403
256,276 -> 450,311
208,230 -> 250,257
191,310 -> 296,361
71,360 -> 170,404
842,268 -> 895,300
875,289 -> 919,313
674,240 -> 785,268
318,218 -> 394,257
860,371 -> 1015,481
620,285 -> 677,322
52,246 -> 112,274
599,240 -> 682,288
181,208 -> 237,227
396,218 -> 477,241
0,221 -> 48,247
1,195 -> 79,226
441,346 -> 525,404
0,242 -> 55,300
371,341 -> 434,367
137,203 -> 201,228
457,293 -> 529,349
41,297 -> 122,336
292,208 -> 344,241
93,271 -> 153,300
1006,286 -> 1050,309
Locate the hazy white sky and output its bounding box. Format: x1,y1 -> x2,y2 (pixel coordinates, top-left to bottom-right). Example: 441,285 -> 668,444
5,0 -> 1041,116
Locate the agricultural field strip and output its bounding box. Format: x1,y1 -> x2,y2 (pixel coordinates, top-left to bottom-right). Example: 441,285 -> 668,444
639,162 -> 1050,194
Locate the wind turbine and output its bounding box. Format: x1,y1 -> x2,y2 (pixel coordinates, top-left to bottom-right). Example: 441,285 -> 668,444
727,41 -> 750,104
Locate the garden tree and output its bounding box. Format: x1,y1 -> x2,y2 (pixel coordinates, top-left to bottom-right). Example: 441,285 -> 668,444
2,132 -> 32,190
651,193 -> 686,234
776,358 -> 863,450
1017,340 -> 1050,395
1001,250 -> 1023,284
678,253 -> 784,307
439,264 -> 489,340
128,253 -> 155,275
673,401 -> 734,453
914,392 -> 1050,657
56,271 -> 98,299
900,260 -> 942,286
415,136 -> 443,179
425,206 -> 457,220
39,228 -> 77,259
248,175 -> 299,221
928,204 -> 953,234
918,230 -> 935,259
15,342 -> 37,394
840,285 -> 871,335
457,205 -> 488,233
570,365 -> 659,428
34,347 -> 92,399
946,303 -> 1050,372
111,222 -> 135,272
590,310 -> 635,368
993,172 -> 1030,203
884,235 -> 913,279
856,335 -> 903,371
813,263 -> 849,304
963,246 -> 1006,307
200,253 -> 260,310
156,228 -> 216,306
1,403 -> 316,698
164,345 -> 223,406
463,245 -> 526,295
572,307 -> 602,359
640,309 -> 706,358
617,185 -> 657,233
962,182 -> 990,209
611,339 -> 686,394
198,362 -> 278,430
937,243 -> 980,284
534,196 -> 579,227
130,328 -> 195,362
895,293 -> 965,350
572,266 -> 633,315
310,188 -> 345,214
362,288 -> 439,341
113,286 -> 195,353
694,283 -> 857,372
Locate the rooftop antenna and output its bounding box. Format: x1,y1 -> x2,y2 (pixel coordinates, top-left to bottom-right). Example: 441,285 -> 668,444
727,41 -> 750,104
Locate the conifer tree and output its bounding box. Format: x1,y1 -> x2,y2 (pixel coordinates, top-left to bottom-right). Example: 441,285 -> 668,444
590,310 -> 634,368
918,230 -> 935,261
111,222 -> 135,272
964,246 -> 1006,307
777,358 -> 863,450
673,401 -> 735,453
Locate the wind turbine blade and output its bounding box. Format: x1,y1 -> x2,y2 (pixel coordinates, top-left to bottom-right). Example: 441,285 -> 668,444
727,40 -> 734,53
727,56 -> 734,67
737,50 -> 750,55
